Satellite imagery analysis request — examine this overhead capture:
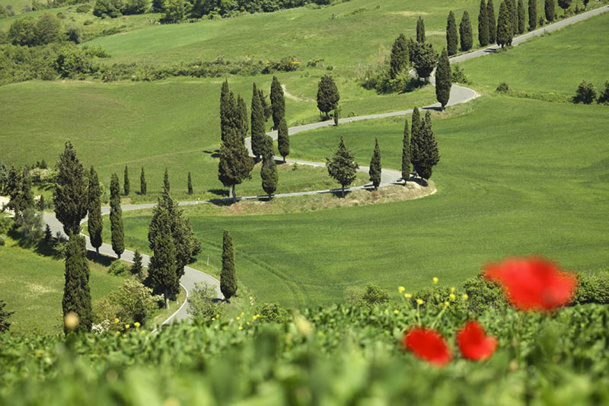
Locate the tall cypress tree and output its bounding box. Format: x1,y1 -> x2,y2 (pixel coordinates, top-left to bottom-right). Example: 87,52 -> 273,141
53,141 -> 88,236
435,48 -> 452,110
270,76 -> 285,130
459,11 -> 473,51
164,168 -> 170,192
218,126 -> 254,200
149,205 -> 177,309
416,17 -> 426,43
518,0 -> 526,34
123,165 -> 130,196
237,94 -> 249,137
545,0 -> 555,22
20,174 -> 35,212
528,0 -> 537,30
326,136 -> 359,197
62,234 -> 92,334
220,229 -> 237,301
478,0 -> 490,46
110,173 -> 124,259
261,153 -> 278,197
88,166 -> 103,256
508,0 -> 518,33
390,33 -> 409,78
497,0 -> 514,47
488,0 -> 497,43
410,107 -> 422,168
316,75 -> 340,119
277,117 -> 290,163
368,138 -> 382,190
187,172 -> 193,195
251,83 -> 267,160
220,80 -> 233,143
6,166 -> 23,215
140,167 -> 147,195
131,250 -> 143,277
412,112 -> 440,182
446,11 -> 459,56
557,0 -> 570,15
258,88 -> 272,122
401,116 -> 411,184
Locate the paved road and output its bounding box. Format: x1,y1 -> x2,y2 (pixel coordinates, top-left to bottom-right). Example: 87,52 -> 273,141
41,5 -> 609,325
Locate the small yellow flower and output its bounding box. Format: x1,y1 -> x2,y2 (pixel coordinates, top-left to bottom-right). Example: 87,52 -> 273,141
450,287 -> 456,293
393,309 -> 399,314
216,314 -> 220,318
444,301 -> 450,307
114,318 -> 119,324
240,312 -> 245,316
140,330 -> 145,334
416,299 -> 424,305
449,293 -> 456,301
211,317 -> 215,321
462,294 -> 469,300
246,322 -> 250,325
404,293 -> 412,299
398,286 -> 406,293
238,326 -> 243,330
432,277 -> 439,284
125,324 -> 130,329
116,331 -> 121,335
236,316 -> 241,321
134,322 -> 141,328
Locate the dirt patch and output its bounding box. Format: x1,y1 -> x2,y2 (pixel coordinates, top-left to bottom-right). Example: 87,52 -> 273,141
389,11 -> 429,17
281,84 -> 315,103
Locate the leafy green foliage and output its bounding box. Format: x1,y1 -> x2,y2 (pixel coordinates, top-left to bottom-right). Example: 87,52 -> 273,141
487,0 -> 497,43
326,136 -> 359,196
573,272 -> 609,305
347,283 -> 390,308
573,81 -> 597,104
277,117 -> 290,162
411,42 -> 438,81
140,167 -> 146,195
148,199 -> 178,307
220,229 -> 237,301
62,234 -> 92,334
0,300 -> 13,333
131,250 -> 144,277
218,126 -> 254,199
390,33 -> 409,79
270,76 -> 285,130
545,0 -> 555,22
557,0 -> 572,14
14,208 -> 43,245
401,116 -> 411,182
316,74 -> 339,118
517,0 -> 525,34
497,0 -> 513,47
108,260 -> 129,276
123,166 -> 130,196
187,282 -> 221,321
187,172 -> 193,195
108,279 -> 156,325
446,11 -> 459,56
411,112 -> 439,181
53,141 -> 88,237
598,81 -> 609,105
250,82 -> 267,159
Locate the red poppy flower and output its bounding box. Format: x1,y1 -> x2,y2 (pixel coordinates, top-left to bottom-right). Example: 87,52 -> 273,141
402,327 -> 452,367
484,257 -> 577,311
456,321 -> 497,361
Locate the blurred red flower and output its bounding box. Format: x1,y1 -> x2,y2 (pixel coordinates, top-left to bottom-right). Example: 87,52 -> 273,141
456,321 -> 497,361
484,257 -> 577,311
403,327 -> 452,367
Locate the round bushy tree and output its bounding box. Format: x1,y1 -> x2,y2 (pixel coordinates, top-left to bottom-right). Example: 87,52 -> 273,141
326,136 -> 359,197
317,75 -> 340,119
390,33 -> 409,78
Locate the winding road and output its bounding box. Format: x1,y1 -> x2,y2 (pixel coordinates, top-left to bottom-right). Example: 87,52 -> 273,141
42,5 -> 609,326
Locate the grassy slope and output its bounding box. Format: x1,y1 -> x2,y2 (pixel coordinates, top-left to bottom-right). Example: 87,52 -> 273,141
0,237 -> 123,335
113,95 -> 609,307
461,12 -> 609,95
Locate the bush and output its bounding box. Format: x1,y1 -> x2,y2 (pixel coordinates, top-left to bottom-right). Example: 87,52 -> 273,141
597,81 -> 609,105
109,279 -> 156,324
573,80 -> 597,104
108,260 -> 129,276
462,276 -> 507,313
15,208 -> 43,245
187,282 -> 221,321
572,272 -> 609,305
255,303 -> 288,323
0,235 -> 5,246
76,4 -> 92,13
348,283 -> 390,308
0,217 -> 11,234
496,82 -> 510,93
451,63 -> 469,84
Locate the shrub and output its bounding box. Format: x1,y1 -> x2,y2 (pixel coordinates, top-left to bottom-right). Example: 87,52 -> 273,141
462,276 -> 507,313
597,81 -> 609,105
187,282 -> 221,321
108,260 -> 129,276
109,279 -> 156,324
76,4 -> 92,13
15,208 -> 43,245
573,80 -> 597,104
0,216 -> 11,234
572,272 -> 609,305
348,283 -> 390,308
255,303 -> 288,323
0,235 -> 5,246
451,63 -> 470,84
496,82 -> 510,93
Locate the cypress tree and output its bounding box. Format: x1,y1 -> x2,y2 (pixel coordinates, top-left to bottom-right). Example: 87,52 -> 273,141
251,83 -> 267,160
368,138 -> 382,190
411,42 -> 438,82
401,116 -> 411,184
545,0 -> 555,22
528,0 -> 537,30
497,1 -> 514,47
164,168 -> 170,192
62,234 -> 92,334
557,0 -> 571,15
478,0 -> 490,46
459,11 -> 473,51
237,94 -> 249,137
410,107 -> 422,167
88,166 -> 103,256
416,17 -> 426,43
6,166 -> 23,215
110,173 -> 124,259
258,88 -> 272,122
518,0 -> 526,34
53,141 -> 88,236
390,33 -> 409,78
218,126 -> 254,200
220,80 -> 233,143
270,76 -> 285,130
187,172 -> 193,195
131,249 -> 143,277
316,75 -> 340,119
123,165 -> 130,196
0,300 -> 14,333
20,174 -> 35,212
261,153 -> 278,197
148,204 -> 177,309
38,194 -> 45,212
506,0 -> 517,34
412,112 -> 440,182
435,48 -> 452,110
220,229 -> 237,301
277,117 -> 290,163
488,0 -> 497,43
446,11 -> 459,56
333,106 -> 339,126
326,136 -> 359,197
140,167 -> 147,195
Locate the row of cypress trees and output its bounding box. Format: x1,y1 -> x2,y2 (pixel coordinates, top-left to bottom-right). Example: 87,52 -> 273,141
120,166 -> 194,197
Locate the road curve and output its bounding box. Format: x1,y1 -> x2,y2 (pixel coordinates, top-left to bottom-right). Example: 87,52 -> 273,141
42,5 -> 609,325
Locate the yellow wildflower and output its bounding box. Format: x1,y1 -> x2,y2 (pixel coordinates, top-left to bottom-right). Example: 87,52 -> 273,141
393,310 -> 399,314
449,294 -> 456,301
240,312 -> 245,316
432,277 -> 439,284
114,318 -> 119,324
404,293 -> 412,299
450,287 -> 456,293
398,286 -> 406,293
462,294 -> 469,300
444,301 -> 450,307
134,322 -> 141,328
238,326 -> 243,330
416,299 -> 424,305
236,316 -> 241,321
125,324 -> 130,329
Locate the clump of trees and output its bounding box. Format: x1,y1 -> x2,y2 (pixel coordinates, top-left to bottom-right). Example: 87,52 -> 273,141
7,13 -> 80,47
574,80 -> 609,105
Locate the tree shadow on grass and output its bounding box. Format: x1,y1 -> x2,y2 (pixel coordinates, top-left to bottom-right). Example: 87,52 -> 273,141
86,251 -> 116,267
208,189 -> 229,198
202,149 -> 220,159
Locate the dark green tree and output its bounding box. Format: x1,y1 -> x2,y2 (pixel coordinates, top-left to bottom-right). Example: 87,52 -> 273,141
270,76 -> 285,130
164,168 -> 170,192
140,167 -> 147,195
123,165 -> 130,196
220,229 -> 237,301
317,75 -> 340,119
38,194 -> 45,212
188,172 -> 193,195
545,0 -> 554,22
326,136 -> 359,197
0,300 -> 14,333
220,80 -> 236,143
218,127 -> 254,200
411,42 -> 438,81
148,205 -> 177,309
416,16 -> 426,43
573,81 -> 597,104
390,33 -> 409,78
557,0 -> 571,15
261,153 -> 278,197
333,106 -> 339,126
20,173 -> 35,212
277,117 -> 290,163
412,112 -> 440,182
597,81 -> 609,104
507,0 -> 518,33
62,234 -> 92,334
6,166 -> 23,215
410,107 -> 422,168
488,0 -> 497,43
131,249 -> 143,277
446,11 -> 459,56
53,141 -> 88,236
401,116 -> 411,183
110,173 -> 124,259
368,138 -> 382,190
88,166 -> 103,256
258,88 -> 272,122
251,82 -> 267,160
237,94 -> 249,137
459,11 -> 473,51
435,48 -> 452,110
528,0 -> 537,30
518,0 -> 526,33
497,1 -> 514,47
478,0 -> 490,46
